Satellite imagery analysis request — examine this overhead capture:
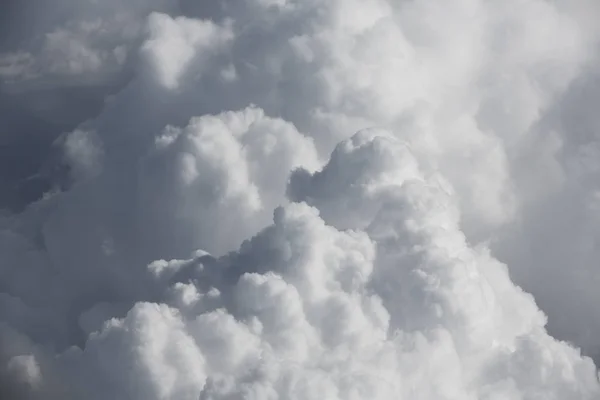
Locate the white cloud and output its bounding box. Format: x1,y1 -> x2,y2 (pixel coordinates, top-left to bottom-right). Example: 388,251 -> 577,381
1,0 -> 600,399
59,132 -> 600,399
60,129 -> 104,180
7,355 -> 42,389
140,13 -> 234,90
136,106 -> 320,255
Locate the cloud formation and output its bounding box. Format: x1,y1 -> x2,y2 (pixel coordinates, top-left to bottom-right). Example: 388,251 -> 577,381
1,0 -> 600,398
54,131 -> 599,399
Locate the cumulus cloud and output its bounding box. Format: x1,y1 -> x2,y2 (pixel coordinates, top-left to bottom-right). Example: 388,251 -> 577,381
1,0 -> 600,399
56,132 -> 600,399
140,12 -> 234,90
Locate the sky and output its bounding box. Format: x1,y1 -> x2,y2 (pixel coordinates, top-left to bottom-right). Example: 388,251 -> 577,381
1,0 -> 600,399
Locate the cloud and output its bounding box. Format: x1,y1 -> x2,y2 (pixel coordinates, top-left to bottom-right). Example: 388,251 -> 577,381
0,0 -> 173,85
1,0 -> 600,399
58,132 -> 600,399
140,13 -> 234,90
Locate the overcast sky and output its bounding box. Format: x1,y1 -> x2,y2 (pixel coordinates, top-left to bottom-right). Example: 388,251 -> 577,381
1,1 -> 600,399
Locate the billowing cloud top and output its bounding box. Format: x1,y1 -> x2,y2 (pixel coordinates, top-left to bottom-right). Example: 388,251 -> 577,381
1,0 -> 600,399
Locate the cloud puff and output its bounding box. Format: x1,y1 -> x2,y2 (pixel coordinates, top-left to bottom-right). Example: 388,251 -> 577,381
136,106 -> 320,256
140,13 -> 234,90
